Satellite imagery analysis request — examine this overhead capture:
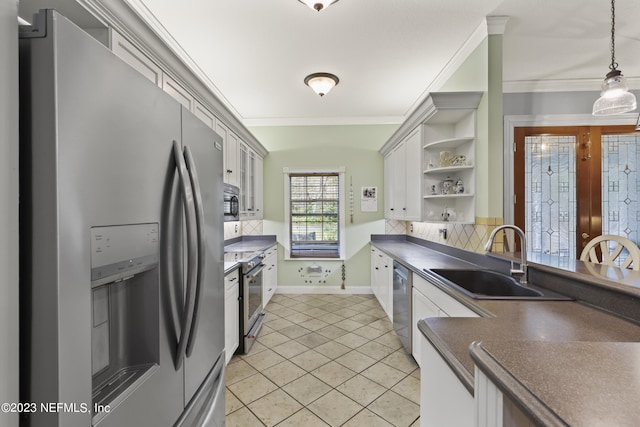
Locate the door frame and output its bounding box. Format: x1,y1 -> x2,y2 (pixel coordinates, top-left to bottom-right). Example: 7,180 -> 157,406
503,113 -> 639,225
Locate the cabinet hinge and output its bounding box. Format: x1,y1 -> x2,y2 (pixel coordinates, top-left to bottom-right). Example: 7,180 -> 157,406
513,194 -> 517,204
513,142 -> 517,152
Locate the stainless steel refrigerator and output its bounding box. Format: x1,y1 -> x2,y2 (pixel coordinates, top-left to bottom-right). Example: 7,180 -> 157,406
19,9 -> 225,427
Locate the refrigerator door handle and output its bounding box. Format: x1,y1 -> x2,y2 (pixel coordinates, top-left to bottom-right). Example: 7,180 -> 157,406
184,144 -> 206,357
173,140 -> 198,370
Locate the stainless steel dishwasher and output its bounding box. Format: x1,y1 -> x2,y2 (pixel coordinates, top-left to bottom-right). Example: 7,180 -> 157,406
393,261 -> 412,354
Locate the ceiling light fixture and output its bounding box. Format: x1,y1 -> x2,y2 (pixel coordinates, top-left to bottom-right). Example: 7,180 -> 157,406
304,73 -> 339,97
298,0 -> 339,12
592,0 -> 637,116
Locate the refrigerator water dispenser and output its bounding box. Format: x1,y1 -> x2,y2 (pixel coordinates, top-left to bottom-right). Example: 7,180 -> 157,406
90,223 -> 160,423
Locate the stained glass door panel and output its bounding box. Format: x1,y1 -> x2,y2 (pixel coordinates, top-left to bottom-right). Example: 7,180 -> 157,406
524,135 -> 577,258
601,132 -> 640,266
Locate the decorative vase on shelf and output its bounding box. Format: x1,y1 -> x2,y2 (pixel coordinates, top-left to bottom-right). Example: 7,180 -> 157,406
453,178 -> 464,194
440,177 -> 454,195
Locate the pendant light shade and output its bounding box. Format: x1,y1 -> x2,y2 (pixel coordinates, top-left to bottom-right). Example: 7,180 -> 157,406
298,0 -> 339,12
304,73 -> 339,97
592,0 -> 637,116
593,70 -> 637,115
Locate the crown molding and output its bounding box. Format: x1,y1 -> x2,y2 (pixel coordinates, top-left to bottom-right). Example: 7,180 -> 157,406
78,0 -> 266,155
486,16 -> 509,35
243,115 -> 403,127
504,77 -> 640,93
406,17 -> 488,116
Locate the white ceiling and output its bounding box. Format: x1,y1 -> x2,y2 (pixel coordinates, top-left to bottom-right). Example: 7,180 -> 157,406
59,0 -> 640,126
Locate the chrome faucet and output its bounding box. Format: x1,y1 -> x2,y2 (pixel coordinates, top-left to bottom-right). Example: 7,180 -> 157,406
484,224 -> 528,286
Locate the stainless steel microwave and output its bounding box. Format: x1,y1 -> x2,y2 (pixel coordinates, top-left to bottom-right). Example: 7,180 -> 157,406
223,184 -> 240,221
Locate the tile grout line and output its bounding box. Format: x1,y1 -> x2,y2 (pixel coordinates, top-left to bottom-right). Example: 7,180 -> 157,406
225,293 -> 420,427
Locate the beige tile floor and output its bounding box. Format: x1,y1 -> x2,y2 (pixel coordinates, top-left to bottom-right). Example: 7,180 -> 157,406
225,293 -> 420,427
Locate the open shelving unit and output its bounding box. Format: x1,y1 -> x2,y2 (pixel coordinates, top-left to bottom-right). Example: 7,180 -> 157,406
421,93 -> 482,224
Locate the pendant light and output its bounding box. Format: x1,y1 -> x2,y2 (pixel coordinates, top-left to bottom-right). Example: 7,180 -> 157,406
304,73 -> 339,97
298,0 -> 339,12
592,0 -> 637,116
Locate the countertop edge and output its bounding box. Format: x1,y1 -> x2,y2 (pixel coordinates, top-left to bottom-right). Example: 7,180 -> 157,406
371,240 -> 495,318
418,319 -> 475,395
224,262 -> 240,276
469,342 -> 568,427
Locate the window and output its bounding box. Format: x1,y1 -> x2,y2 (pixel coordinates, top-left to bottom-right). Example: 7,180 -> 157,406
284,168 -> 345,259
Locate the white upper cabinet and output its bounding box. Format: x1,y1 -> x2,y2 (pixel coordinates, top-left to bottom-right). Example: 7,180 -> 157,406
161,73 -> 193,111
380,91 -> 482,224
239,142 -> 263,220
384,127 -> 422,221
216,120 -> 241,187
194,100 -> 215,129
109,26 -> 267,195
110,30 -> 162,87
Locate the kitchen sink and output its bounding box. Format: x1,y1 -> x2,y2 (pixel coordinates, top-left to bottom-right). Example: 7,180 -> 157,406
425,268 -> 545,299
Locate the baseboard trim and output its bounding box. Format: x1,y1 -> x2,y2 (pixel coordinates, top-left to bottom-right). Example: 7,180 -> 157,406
275,286 -> 373,295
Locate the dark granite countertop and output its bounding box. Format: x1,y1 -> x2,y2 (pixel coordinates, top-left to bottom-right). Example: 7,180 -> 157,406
224,235 -> 276,275
371,235 -> 640,425
470,341 -> 640,427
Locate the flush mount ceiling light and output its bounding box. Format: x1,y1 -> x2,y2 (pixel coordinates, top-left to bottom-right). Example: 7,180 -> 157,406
298,0 -> 339,12
304,73 -> 339,97
592,0 -> 637,116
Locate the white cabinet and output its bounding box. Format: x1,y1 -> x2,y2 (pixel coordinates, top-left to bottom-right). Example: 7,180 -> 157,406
414,272 -> 479,426
370,246 -> 393,319
384,127 -> 422,221
411,287 -> 439,365
239,142 -> 263,219
421,93 -> 481,224
224,269 -> 240,364
194,100 -> 215,129
215,120 -> 240,187
161,73 -> 194,111
254,154 -> 264,219
412,273 -> 478,364
111,30 -> 162,87
420,332 -> 474,427
262,244 -> 278,307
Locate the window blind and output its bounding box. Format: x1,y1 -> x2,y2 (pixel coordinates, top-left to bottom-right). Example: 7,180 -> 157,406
289,173 -> 340,258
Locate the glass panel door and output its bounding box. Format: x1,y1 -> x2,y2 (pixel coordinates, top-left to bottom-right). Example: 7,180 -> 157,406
516,125 -> 639,262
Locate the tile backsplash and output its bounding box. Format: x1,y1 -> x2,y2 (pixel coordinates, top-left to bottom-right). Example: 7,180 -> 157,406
392,217 -> 505,254
224,220 -> 264,241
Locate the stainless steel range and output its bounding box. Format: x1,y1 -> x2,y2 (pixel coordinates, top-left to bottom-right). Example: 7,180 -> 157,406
226,251 -> 266,354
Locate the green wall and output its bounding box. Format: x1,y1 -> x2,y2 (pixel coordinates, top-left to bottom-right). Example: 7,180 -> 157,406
250,124 -> 397,289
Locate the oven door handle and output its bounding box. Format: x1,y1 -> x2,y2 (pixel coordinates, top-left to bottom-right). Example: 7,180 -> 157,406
184,144 -> 206,358
245,263 -> 266,279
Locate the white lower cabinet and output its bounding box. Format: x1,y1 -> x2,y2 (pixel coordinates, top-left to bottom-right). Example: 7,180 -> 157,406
411,287 -> 439,366
413,273 -> 479,425
412,274 -> 478,365
263,244 -> 277,307
224,269 -> 239,365
421,333 -> 474,426
370,246 -> 393,320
